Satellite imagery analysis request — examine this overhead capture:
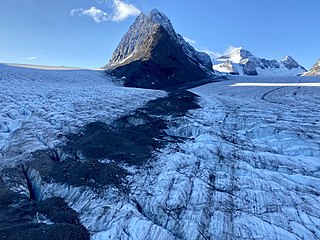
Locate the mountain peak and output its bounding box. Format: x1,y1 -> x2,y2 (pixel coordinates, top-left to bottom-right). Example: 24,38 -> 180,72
106,9 -> 176,68
105,9 -> 213,89
225,47 -> 254,63
226,47 -> 246,53
147,9 -> 171,26
148,9 -> 175,36
227,46 -> 243,53
137,9 -> 167,19
281,55 -> 305,70
150,8 -> 167,18
230,47 -> 253,57
281,55 -> 298,64
282,55 -> 294,61
303,59 -> 320,76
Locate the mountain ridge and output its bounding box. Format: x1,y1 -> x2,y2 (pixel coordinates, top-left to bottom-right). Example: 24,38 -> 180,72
212,47 -> 307,76
303,59 -> 320,76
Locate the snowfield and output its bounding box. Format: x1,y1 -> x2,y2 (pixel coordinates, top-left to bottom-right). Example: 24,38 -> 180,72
1,64 -> 320,240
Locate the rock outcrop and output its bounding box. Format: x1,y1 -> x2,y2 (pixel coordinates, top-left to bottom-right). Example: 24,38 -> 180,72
303,59 -> 320,76
105,9 -> 214,89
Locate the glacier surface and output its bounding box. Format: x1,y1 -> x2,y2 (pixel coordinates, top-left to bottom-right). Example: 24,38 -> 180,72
0,63 -> 165,169
1,64 -> 320,240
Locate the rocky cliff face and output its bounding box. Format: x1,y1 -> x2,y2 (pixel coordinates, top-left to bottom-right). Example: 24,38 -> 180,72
304,59 -> 320,76
281,56 -> 305,70
212,47 -> 307,76
105,9 -> 214,89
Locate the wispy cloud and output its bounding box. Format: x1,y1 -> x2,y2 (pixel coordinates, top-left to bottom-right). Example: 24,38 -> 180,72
182,36 -> 224,59
225,45 -> 238,55
201,49 -> 222,59
71,7 -> 109,23
23,57 -> 36,60
70,0 -> 140,23
183,36 -> 196,45
111,0 -> 141,22
201,46 -> 240,59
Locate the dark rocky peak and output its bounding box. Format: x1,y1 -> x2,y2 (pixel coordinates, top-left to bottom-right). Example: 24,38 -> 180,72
176,34 -> 213,70
148,9 -> 176,35
106,9 -> 176,68
105,9 -> 214,89
242,59 -> 258,75
281,56 -> 306,70
260,58 -> 280,69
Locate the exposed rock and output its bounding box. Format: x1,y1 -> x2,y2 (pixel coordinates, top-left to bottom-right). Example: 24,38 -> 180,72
0,174 -> 89,240
261,58 -> 280,69
242,59 -> 258,75
105,9 -> 214,89
220,60 -> 238,75
304,59 -> 320,76
281,55 -> 306,70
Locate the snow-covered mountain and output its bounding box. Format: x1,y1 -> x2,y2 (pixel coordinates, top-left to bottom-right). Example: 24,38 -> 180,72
212,47 -> 307,76
105,9 -> 214,89
304,59 -> 320,76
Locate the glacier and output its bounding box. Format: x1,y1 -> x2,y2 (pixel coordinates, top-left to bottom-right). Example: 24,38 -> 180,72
1,63 -> 320,239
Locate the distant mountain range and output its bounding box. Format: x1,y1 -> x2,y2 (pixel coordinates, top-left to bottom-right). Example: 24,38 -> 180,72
303,59 -> 320,76
212,47 -> 307,76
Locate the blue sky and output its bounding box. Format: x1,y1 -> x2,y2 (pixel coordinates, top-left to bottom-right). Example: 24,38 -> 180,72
0,0 -> 319,69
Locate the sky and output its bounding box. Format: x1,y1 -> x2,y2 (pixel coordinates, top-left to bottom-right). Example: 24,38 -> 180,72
0,0 -> 319,69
